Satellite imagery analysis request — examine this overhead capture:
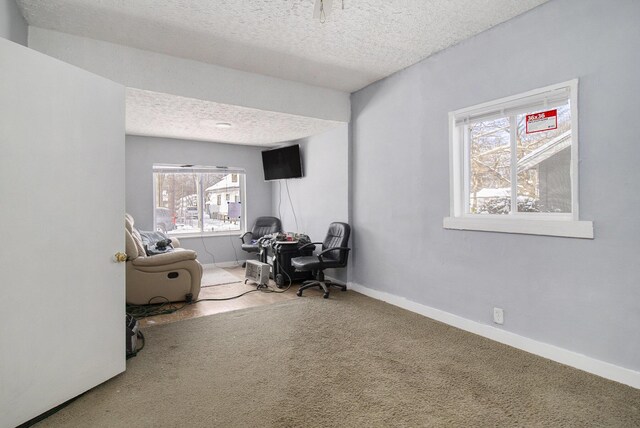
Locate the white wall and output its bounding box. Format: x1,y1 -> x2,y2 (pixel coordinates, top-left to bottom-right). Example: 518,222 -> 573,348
0,0 -> 27,45
350,0 -> 640,376
126,135 -> 272,264
27,27 -> 350,123
273,124 -> 350,281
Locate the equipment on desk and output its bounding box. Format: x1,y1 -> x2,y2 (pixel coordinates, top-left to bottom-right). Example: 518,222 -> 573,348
240,216 -> 282,267
258,232 -> 314,287
292,222 -> 351,299
261,231 -> 308,244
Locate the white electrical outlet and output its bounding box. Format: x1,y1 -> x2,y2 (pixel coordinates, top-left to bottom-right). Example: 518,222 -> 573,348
493,307 -> 504,325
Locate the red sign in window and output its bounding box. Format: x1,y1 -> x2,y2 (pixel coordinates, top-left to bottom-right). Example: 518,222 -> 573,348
526,109 -> 558,134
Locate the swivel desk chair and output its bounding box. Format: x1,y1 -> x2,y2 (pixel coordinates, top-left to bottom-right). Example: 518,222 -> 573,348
291,222 -> 351,299
240,216 -> 282,266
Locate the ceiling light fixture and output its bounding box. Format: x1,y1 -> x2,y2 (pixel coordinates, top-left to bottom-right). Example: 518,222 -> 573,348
215,122 -> 232,129
313,0 -> 344,23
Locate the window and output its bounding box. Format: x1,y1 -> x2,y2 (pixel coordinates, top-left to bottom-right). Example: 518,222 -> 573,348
153,165 -> 245,235
444,80 -> 593,238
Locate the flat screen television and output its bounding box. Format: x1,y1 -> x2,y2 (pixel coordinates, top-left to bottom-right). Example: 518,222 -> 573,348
261,144 -> 303,181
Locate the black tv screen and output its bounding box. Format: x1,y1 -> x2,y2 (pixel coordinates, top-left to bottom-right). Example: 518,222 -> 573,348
262,144 -> 303,180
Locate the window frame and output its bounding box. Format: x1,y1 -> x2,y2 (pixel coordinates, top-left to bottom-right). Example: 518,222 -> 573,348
444,79 -> 593,239
152,164 -> 247,237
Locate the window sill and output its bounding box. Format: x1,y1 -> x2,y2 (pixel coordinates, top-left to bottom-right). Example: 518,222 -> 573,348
443,216 -> 593,239
168,231 -> 243,239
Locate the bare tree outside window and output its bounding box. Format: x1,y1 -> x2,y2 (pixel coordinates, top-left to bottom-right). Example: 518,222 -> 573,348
468,103 -> 572,214
153,169 -> 244,233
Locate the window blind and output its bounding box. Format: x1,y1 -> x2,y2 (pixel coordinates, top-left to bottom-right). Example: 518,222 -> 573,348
454,86 -> 571,126
153,164 -> 246,174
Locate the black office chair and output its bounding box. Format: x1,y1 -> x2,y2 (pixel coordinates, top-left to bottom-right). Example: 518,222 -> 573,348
240,216 -> 282,266
291,222 -> 351,299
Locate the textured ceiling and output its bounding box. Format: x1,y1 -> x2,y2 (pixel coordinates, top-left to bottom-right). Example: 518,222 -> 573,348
17,0 -> 547,92
126,88 -> 343,146
17,0 -> 547,145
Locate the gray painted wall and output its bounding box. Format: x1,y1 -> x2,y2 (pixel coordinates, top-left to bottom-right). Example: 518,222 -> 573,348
0,0 -> 27,45
273,124 -> 349,281
126,135 -> 272,264
350,0 -> 640,371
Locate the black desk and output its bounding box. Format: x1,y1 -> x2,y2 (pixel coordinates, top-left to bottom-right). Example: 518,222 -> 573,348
263,241 -> 314,287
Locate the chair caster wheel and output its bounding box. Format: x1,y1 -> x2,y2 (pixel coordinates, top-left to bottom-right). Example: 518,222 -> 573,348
323,293 -> 329,299
296,290 -> 302,297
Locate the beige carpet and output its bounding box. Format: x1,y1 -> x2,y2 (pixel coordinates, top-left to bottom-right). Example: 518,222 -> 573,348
37,292 -> 640,427
200,265 -> 242,287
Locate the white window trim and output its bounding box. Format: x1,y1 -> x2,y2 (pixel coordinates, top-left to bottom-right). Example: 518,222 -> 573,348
444,79 -> 594,239
163,230 -> 244,239
152,164 -> 247,237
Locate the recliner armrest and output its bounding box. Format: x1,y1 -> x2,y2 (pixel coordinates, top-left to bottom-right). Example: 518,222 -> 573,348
131,249 -> 197,267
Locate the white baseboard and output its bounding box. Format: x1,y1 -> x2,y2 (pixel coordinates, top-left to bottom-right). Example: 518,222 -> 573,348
201,261 -> 245,269
348,282 -> 640,390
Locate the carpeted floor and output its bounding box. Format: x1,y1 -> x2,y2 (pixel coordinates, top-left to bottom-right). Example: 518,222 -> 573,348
200,265 -> 242,287
37,292 -> 640,427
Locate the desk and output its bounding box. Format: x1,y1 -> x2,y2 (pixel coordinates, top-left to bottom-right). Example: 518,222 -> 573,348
263,240 -> 314,287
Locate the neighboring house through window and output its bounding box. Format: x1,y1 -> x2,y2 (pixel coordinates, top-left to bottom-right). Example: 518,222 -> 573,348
153,165 -> 245,234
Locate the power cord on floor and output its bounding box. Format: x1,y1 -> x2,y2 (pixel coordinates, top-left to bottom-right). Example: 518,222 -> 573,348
193,288 -> 261,302
266,261 -> 293,293
126,278 -> 293,319
126,296 -> 191,318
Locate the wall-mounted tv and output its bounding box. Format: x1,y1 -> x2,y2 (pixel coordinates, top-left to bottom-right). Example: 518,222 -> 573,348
261,144 -> 303,181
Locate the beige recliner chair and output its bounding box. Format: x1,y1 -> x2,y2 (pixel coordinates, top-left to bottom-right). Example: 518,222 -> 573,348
125,214 -> 202,305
